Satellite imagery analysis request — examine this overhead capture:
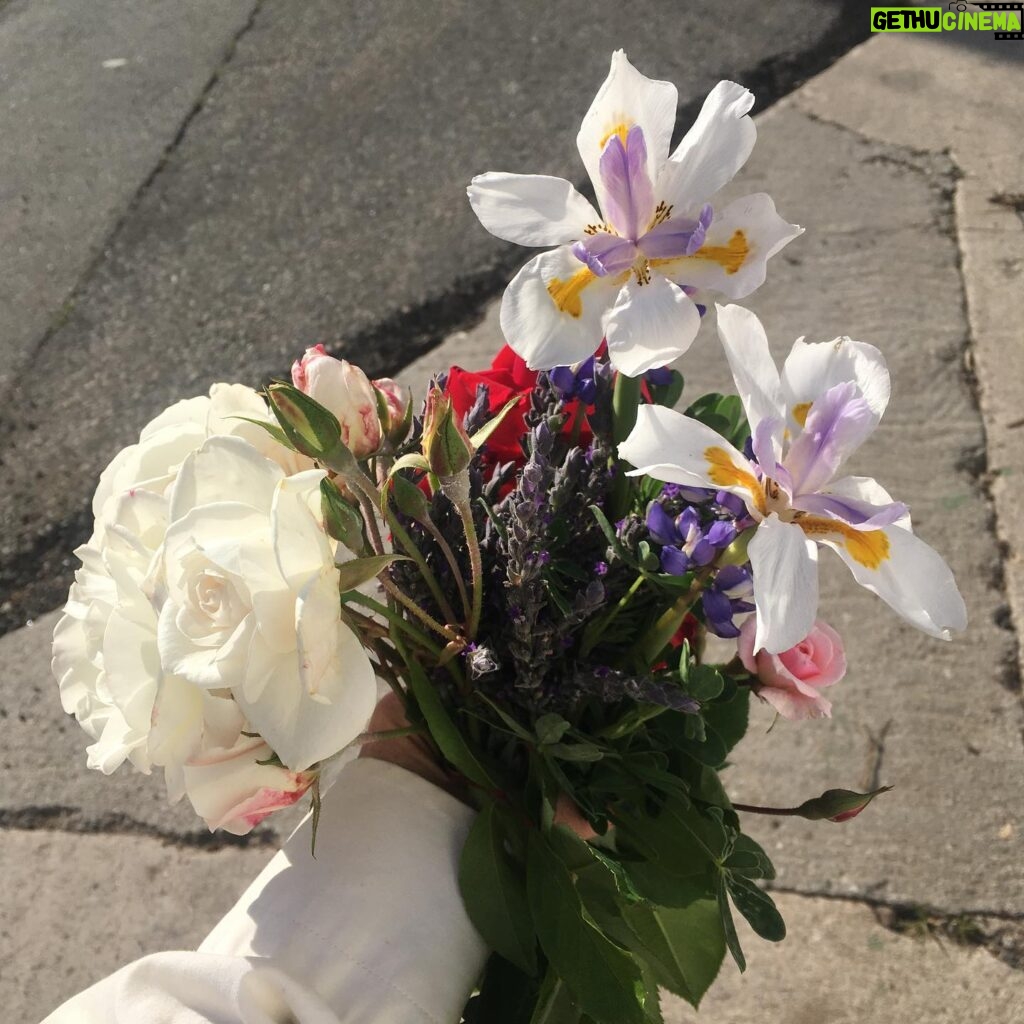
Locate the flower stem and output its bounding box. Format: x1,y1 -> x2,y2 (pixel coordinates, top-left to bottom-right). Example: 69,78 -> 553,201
731,802 -> 803,817
422,517 -> 472,624
610,371 -> 643,518
385,507 -> 459,626
455,498 -> 484,639
379,575 -> 464,645
630,564 -> 714,668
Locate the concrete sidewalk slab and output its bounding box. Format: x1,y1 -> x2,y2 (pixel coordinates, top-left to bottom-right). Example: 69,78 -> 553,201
0,0 -> 257,395
664,892 -> 1023,1024
5,828 -> 274,1023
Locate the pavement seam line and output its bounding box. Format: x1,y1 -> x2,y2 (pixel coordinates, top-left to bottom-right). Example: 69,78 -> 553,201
0,805 -> 278,850
1,0 -> 265,391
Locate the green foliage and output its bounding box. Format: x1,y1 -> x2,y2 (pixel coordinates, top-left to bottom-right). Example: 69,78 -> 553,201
526,831 -> 647,1024
684,392 -> 751,449
460,803 -> 537,975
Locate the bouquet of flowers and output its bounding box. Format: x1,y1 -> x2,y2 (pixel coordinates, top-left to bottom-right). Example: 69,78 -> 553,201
52,52 -> 966,1023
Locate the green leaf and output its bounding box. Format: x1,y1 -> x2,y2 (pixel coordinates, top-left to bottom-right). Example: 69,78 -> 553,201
530,970 -> 581,1024
724,834 -> 776,881
536,713 -> 571,746
321,479 -> 367,551
229,414 -> 293,449
266,382 -> 342,459
459,802 -> 538,975
464,953 -> 541,1024
389,451 -> 431,476
702,688 -> 750,755
726,875 -> 786,942
526,831 -> 647,1024
471,396 -> 522,450
334,553 -> 408,590
716,879 -> 746,972
686,664 -> 725,702
621,899 -> 726,1008
401,651 -> 498,791
544,742 -> 604,763
386,472 -> 431,520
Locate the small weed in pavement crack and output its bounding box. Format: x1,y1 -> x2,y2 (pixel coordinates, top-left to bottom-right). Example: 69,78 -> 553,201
874,904 -> 1024,972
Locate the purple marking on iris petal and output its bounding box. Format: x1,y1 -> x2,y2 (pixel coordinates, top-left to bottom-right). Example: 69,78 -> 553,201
636,217 -> 701,261
646,502 -> 677,546
572,233 -> 638,277
695,304 -> 707,318
791,491 -> 909,530
599,125 -> 654,240
661,546 -> 691,576
785,380 -> 876,496
705,520 -> 737,548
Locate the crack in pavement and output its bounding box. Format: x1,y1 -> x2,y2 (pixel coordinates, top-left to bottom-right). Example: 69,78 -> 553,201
768,885 -> 1024,971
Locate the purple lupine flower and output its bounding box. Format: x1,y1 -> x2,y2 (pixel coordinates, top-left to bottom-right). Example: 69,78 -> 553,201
647,502 -> 736,576
550,356 -> 598,404
702,564 -> 756,638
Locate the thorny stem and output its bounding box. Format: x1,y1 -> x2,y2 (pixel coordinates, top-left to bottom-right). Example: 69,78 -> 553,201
422,517 -> 472,624
455,498 -> 484,640
342,592 -> 443,658
379,575 -> 464,645
385,507 -> 459,626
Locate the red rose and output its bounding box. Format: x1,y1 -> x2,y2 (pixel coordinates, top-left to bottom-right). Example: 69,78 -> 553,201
444,345 -> 592,471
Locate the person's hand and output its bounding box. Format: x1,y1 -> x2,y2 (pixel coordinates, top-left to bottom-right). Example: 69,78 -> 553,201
359,693 -> 599,839
359,693 -> 467,800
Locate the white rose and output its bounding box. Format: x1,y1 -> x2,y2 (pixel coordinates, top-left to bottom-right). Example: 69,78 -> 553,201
52,385 -> 343,832
156,435 -> 377,770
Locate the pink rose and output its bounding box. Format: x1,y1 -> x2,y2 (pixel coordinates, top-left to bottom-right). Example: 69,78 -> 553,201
738,617 -> 846,720
291,345 -> 383,458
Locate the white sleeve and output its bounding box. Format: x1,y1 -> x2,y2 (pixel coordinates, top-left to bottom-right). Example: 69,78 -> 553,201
42,759 -> 489,1024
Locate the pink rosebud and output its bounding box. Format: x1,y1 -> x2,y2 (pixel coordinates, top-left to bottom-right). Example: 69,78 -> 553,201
738,617 -> 846,721
291,345 -> 383,458
372,376 -> 412,444
183,738 -> 316,836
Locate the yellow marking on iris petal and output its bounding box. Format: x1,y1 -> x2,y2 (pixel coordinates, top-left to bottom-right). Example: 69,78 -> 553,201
705,446 -> 766,516
792,402 -> 812,428
547,268 -> 597,318
599,122 -> 631,149
797,516 -> 891,570
650,231 -> 750,278
691,230 -> 749,274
